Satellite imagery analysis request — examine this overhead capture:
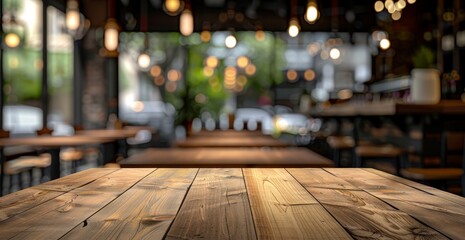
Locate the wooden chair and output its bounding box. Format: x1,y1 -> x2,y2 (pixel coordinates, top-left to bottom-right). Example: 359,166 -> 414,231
401,131 -> 465,196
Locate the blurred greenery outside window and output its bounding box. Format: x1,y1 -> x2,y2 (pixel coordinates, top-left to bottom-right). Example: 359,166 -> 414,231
119,31 -> 284,125
3,0 -> 73,126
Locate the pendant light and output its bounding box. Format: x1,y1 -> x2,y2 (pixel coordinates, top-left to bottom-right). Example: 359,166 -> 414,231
163,0 -> 184,16
103,0 -> 120,57
288,0 -> 300,37
2,3 -> 25,49
304,0 -> 320,24
180,0 -> 193,36
66,0 -> 90,39
137,0 -> 151,70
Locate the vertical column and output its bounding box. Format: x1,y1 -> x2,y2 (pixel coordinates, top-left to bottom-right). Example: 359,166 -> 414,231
41,0 -> 50,131
73,40 -> 83,127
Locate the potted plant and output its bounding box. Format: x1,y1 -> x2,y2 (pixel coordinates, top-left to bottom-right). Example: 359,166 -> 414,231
410,46 -> 440,104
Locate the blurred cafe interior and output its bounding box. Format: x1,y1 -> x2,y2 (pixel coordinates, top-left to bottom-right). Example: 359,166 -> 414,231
1,0 -> 465,197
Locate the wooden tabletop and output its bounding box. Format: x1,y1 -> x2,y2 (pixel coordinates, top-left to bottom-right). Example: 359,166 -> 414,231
0,135 -> 113,147
119,147 -> 333,168
189,130 -> 265,138
175,136 -> 291,148
1,168 -> 464,239
310,100 -> 465,117
76,128 -> 140,140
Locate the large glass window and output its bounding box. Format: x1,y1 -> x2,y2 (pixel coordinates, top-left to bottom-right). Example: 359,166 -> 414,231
2,0 -> 73,135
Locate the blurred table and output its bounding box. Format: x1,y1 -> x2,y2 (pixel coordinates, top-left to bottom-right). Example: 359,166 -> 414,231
175,136 -> 291,148
188,130 -> 265,138
1,168 -> 463,239
119,147 -> 333,168
0,135 -> 113,193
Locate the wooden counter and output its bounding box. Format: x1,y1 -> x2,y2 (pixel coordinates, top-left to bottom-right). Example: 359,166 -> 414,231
119,147 -> 333,168
311,100 -> 465,117
175,136 -> 291,148
1,168 -> 464,239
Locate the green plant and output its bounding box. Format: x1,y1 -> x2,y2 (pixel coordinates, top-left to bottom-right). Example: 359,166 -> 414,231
411,46 -> 435,68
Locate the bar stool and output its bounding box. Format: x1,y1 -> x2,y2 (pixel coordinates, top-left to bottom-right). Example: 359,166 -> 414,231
355,145 -> 405,174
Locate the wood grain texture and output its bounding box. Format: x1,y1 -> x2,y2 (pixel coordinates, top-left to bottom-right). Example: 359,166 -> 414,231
289,169 -> 446,239
33,168 -> 118,192
326,168 -> 465,240
166,168 -> 257,240
286,168 -> 359,190
0,169 -> 153,239
62,168 -> 198,240
243,168 -> 351,239
365,168 -> 465,207
0,168 -> 117,222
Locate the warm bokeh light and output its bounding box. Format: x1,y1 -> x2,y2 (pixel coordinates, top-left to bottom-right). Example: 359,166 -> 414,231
391,11 -> 401,20
288,18 -> 300,37
374,1 -> 384,12
203,67 -> 214,77
167,69 -> 182,81
180,9 -> 193,36
66,0 -> 80,31
104,19 -> 119,52
166,81 -> 177,92
195,93 -> 207,104
287,69 -> 298,82
164,0 -> 183,15
4,33 -> 21,48
150,65 -> 162,77
396,0 -> 406,10
225,34 -> 237,48
154,76 -> 165,86
304,1 -> 319,24
237,75 -> 248,86
132,101 -> 145,112
338,89 -> 353,100
307,43 -> 320,56
379,38 -> 391,50
304,69 -> 316,81
329,48 -> 341,60
245,64 -> 256,76
255,30 -> 265,41
320,50 -> 329,60
137,53 -> 151,69
407,0 -> 416,4
200,30 -> 211,42
236,56 -> 249,68
205,56 -> 219,68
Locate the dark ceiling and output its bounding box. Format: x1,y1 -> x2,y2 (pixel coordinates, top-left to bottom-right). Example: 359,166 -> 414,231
70,0 -> 437,34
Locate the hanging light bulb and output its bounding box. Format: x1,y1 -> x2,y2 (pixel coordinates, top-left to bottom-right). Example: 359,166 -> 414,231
66,0 -> 80,31
288,18 -> 300,37
3,14 -> 25,48
163,0 -> 184,16
104,18 -> 119,53
225,33 -> 237,48
379,38 -> 391,50
180,9 -> 194,36
304,0 -> 320,24
137,52 -> 151,69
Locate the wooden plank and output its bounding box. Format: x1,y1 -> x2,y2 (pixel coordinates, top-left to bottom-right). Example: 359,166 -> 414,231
289,168 -> 446,239
243,168 -> 351,239
32,168 -> 118,192
0,169 -> 153,239
0,168 -> 117,222
286,168 -> 359,190
364,168 -> 465,207
62,168 -> 198,240
326,168 -> 465,239
166,168 -> 257,240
